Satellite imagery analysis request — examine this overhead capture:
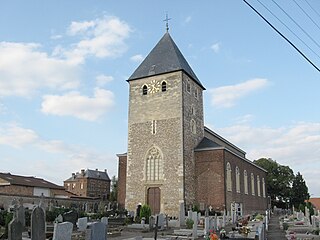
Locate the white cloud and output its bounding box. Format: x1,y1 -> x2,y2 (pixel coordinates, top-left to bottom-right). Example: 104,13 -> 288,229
64,16 -> 131,64
234,114 -> 255,124
0,42 -> 80,97
96,74 -> 114,86
209,78 -> 269,108
50,35 -> 62,40
130,54 -> 144,63
41,88 -> 114,121
211,42 -> 220,53
0,124 -> 38,148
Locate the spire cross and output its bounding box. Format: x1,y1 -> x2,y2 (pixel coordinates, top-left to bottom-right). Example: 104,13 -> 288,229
163,13 -> 171,32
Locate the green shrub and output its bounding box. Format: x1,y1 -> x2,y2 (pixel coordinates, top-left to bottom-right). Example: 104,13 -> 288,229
140,205 -> 151,224
186,218 -> 194,229
282,222 -> 289,230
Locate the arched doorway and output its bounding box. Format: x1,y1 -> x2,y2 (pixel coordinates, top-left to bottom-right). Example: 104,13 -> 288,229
147,187 -> 160,214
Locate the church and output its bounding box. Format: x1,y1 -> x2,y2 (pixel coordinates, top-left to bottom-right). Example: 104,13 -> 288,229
117,30 -> 268,218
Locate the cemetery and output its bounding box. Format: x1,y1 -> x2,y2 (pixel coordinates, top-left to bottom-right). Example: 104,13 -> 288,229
0,197 -> 274,240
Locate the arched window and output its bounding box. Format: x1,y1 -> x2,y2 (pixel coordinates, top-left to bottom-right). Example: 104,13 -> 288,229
244,170 -> 248,194
262,178 -> 266,198
186,80 -> 191,93
191,119 -> 196,134
161,81 -> 167,92
143,85 -> 148,95
251,173 -> 255,196
236,167 -> 240,193
226,162 -> 232,192
257,175 -> 261,197
146,146 -> 163,181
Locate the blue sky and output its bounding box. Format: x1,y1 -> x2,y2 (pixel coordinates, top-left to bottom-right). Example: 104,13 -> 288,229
0,1 -> 319,197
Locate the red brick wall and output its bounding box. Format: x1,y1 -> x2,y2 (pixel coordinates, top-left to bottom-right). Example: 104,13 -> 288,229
224,150 -> 268,215
117,155 -> 127,208
195,149 -> 225,211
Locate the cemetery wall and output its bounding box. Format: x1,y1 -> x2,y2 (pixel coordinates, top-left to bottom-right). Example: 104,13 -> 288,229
117,154 -> 127,209
0,192 -> 103,211
224,150 -> 268,215
195,149 -> 225,211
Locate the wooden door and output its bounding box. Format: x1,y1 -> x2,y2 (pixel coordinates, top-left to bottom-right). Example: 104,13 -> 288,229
147,187 -> 160,214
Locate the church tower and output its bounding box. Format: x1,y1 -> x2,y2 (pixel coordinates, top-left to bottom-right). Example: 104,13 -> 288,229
125,32 -> 205,217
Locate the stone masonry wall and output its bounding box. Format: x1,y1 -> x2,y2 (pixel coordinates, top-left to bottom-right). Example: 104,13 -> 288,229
182,73 -> 204,207
126,72 -> 184,217
117,154 -> 127,209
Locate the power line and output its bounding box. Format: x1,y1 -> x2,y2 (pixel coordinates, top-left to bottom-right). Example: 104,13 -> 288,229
256,0 -> 320,59
303,0 -> 320,20
271,0 -> 320,51
293,0 -> 320,31
242,0 -> 320,72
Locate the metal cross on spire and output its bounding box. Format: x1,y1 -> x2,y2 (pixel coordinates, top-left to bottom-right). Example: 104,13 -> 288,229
163,12 -> 171,32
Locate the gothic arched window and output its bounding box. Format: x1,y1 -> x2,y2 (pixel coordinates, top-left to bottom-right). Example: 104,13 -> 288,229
244,170 -> 248,194
226,162 -> 232,192
257,175 -> 261,197
161,81 -> 167,92
236,166 -> 240,193
146,146 -> 163,181
143,85 -> 148,95
251,173 -> 255,196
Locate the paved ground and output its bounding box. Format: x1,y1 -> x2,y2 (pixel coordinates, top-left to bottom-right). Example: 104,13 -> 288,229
267,214 -> 287,240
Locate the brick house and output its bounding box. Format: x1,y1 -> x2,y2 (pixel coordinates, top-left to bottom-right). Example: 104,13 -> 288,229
117,31 -> 268,217
0,172 -> 69,197
64,169 -> 110,199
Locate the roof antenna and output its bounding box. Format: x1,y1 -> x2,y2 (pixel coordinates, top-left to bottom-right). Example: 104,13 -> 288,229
163,12 -> 171,32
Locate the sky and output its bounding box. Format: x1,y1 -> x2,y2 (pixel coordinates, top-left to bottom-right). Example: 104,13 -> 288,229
0,1 -> 319,197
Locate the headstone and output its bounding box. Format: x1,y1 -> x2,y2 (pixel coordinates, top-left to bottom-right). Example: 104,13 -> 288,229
77,217 -> 88,231
158,213 -> 165,230
101,217 -> 108,225
86,222 -> 106,240
63,210 -> 78,228
8,217 -> 23,240
55,214 -> 63,223
17,205 -> 25,228
214,214 -> 218,230
204,217 -> 210,236
53,222 -> 73,240
187,210 -> 192,220
31,206 -> 45,240
192,211 -> 198,238
179,202 -> 185,227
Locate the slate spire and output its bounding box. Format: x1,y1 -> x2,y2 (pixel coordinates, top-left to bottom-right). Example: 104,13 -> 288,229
128,32 -> 205,89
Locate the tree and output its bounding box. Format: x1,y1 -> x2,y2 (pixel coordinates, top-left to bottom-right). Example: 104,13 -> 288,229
291,172 -> 309,208
109,175 -> 118,202
254,158 -> 294,208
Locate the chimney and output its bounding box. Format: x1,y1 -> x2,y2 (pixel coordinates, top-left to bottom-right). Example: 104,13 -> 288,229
81,169 -> 85,176
95,168 -> 98,171
104,169 -> 107,173
72,173 -> 75,179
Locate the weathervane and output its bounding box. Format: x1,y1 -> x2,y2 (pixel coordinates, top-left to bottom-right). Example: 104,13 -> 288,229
163,12 -> 171,32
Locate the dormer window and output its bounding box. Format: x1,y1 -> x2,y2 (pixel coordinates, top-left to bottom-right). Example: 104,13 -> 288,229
162,81 -> 167,92
143,85 -> 148,95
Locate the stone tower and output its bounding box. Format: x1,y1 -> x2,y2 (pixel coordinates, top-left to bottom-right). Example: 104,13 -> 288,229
125,32 -> 205,217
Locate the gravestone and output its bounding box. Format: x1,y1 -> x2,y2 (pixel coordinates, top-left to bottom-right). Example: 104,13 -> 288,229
179,202 -> 185,227
204,217 -> 210,236
55,214 -> 63,223
101,217 -> 108,226
222,210 -> 226,228
17,205 -> 25,228
77,217 -> 88,231
86,222 -> 106,240
53,222 -> 73,240
31,206 -> 45,240
192,211 -> 198,238
8,217 -> 23,240
158,213 -> 165,230
63,210 -> 78,228
187,210 -> 192,220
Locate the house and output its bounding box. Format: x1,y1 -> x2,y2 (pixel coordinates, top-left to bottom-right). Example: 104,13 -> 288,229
64,169 -> 110,199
